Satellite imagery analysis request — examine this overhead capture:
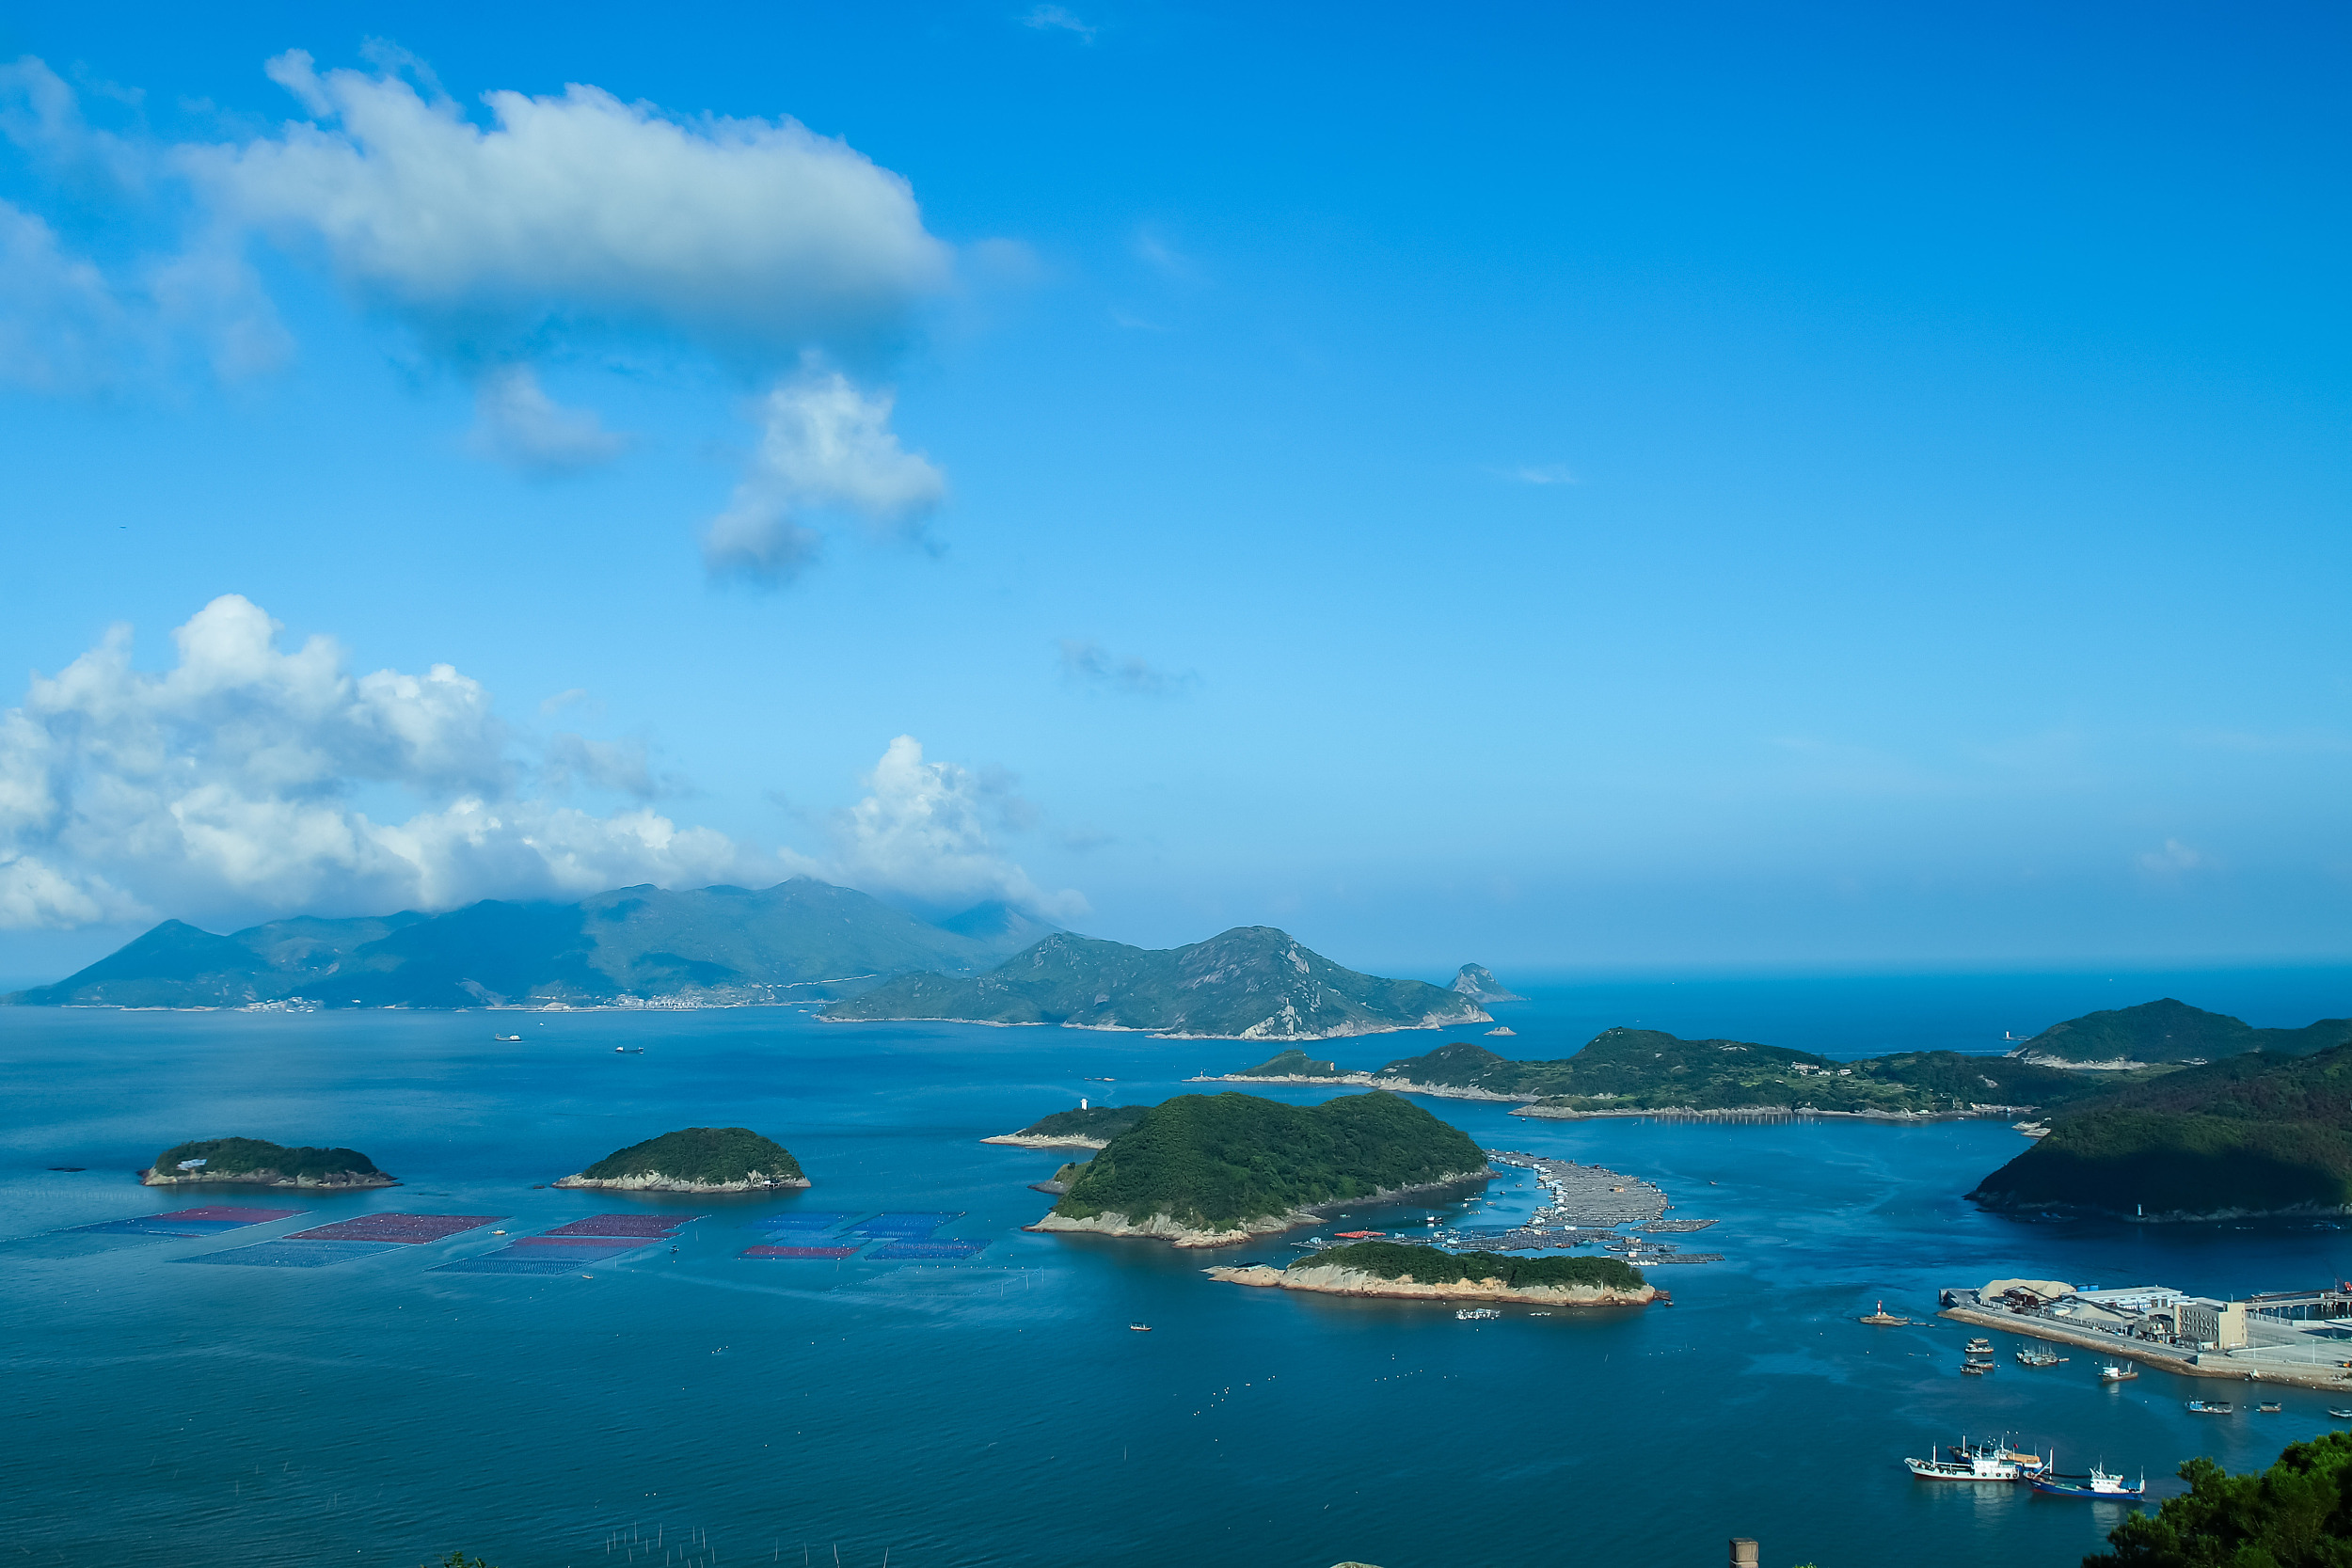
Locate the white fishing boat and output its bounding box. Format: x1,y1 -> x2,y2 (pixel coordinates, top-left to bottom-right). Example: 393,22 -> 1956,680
1906,1448 -> 2022,1481
2100,1363 -> 2139,1382
2186,1400 -> 2234,1415
1950,1437 -> 2046,1474
1455,1307 -> 1501,1321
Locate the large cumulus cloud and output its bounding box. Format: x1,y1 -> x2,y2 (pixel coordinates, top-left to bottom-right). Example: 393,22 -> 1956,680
0,598 -> 1077,932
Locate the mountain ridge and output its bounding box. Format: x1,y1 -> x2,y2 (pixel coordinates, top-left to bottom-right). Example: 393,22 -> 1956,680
4,878 -> 1050,1009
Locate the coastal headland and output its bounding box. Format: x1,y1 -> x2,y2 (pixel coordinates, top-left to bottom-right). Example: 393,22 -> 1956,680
1028,1169 -> 1493,1248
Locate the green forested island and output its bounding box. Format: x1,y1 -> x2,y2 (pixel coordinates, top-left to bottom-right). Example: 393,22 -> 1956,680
824,927 -> 1486,1039
1311,1240 -> 1645,1292
1971,1042 -> 2352,1218
1034,1090 -> 1488,1244
2009,997 -> 2351,1066
556,1127 -> 809,1192
1211,1032 -> 2129,1117
983,1104 -> 1151,1148
141,1136 -> 393,1188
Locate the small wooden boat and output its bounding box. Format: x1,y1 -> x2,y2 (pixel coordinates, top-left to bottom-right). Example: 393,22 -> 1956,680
2186,1400 -> 2234,1415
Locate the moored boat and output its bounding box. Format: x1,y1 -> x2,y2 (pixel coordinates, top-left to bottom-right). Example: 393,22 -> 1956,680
2258,1402 -> 2282,1414
1951,1437 -> 2046,1475
2186,1400 -> 2234,1415
1455,1307 -> 1501,1321
2030,1453 -> 2145,1500
2017,1347 -> 2065,1368
1906,1449 -> 2023,1481
1962,1361 -> 1993,1375
2099,1363 -> 2139,1382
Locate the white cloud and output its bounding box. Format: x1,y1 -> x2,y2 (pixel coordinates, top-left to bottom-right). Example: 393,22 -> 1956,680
0,199 -> 130,393
1507,464 -> 1578,485
1023,6 -> 1098,41
181,52 -> 951,361
828,736 -> 1086,921
2137,838 -> 2207,878
0,595 -> 800,930
705,359 -> 946,585
1057,638 -> 1194,697
467,365 -> 630,473
0,601 -> 1083,932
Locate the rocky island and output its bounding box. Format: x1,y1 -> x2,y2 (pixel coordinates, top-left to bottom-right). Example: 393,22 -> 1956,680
1971,1041 -> 2352,1220
554,1127 -> 809,1192
140,1136 -> 395,1188
2005,998 -> 2352,1069
823,927 -> 1487,1039
1449,964 -> 1524,1004
981,1105 -> 1150,1149
1030,1090 -> 1490,1247
1207,1240 -> 1657,1307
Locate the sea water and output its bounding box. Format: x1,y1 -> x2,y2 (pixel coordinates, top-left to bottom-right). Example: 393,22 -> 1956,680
3,966 -> 2349,1568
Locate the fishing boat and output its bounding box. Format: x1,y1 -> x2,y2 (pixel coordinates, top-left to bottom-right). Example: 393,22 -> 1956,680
494,1033 -> 521,1041
2258,1402 -> 2283,1414
1951,1437 -> 2047,1475
1961,1361 -> 1994,1375
2100,1364 -> 2139,1382
2017,1347 -> 2066,1368
1456,1307 -> 1501,1321
2186,1400 -> 2234,1415
1965,1337 -> 1994,1354
1128,1323 -> 1152,1333
2030,1454 -> 2146,1500
1905,1448 -> 2023,1481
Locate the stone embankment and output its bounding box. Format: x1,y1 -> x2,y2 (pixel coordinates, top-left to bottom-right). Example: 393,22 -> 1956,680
1205,1261 -> 1659,1308
1937,1304 -> 2352,1392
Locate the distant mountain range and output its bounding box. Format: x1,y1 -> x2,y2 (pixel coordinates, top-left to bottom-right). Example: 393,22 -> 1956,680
822,927 -> 1489,1039
3,879 -> 1056,1009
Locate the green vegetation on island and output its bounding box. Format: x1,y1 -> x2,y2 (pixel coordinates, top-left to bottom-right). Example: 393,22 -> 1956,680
1310,1240 -> 1644,1293
1971,1043 -> 2352,1218
1365,1033 -> 2122,1117
2,878 -> 1050,1009
561,1127 -> 807,1190
2090,1431 -> 2352,1565
824,927 -> 1487,1039
2012,997 -> 2352,1066
143,1136 -> 389,1187
1051,1091 -> 1487,1232
1011,1105 -> 1150,1142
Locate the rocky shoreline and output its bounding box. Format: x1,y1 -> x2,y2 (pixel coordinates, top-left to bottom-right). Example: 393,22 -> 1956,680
1204,1261 -> 1660,1308
552,1170 -> 810,1193
1028,1167 -> 1495,1249
138,1166 -> 397,1189
979,1132 -> 1110,1150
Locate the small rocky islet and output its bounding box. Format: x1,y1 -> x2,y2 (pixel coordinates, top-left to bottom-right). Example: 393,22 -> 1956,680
554,1127 -> 810,1193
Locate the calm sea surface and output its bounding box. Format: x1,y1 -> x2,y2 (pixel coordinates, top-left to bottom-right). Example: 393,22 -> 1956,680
4,966 -> 2350,1568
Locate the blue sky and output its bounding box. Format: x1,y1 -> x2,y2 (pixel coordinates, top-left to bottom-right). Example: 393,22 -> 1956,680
0,2 -> 2345,984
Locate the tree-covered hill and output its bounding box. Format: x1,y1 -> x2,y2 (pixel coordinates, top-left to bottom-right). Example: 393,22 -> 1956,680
1052,1091 -> 1486,1231
826,927 -> 1486,1039
1971,1043 -> 2352,1217
145,1136 -> 386,1184
565,1127 -> 805,1188
2013,997 -> 2351,1066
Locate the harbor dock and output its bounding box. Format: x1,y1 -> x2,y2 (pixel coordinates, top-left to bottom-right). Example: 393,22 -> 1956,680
1939,1279 -> 2352,1391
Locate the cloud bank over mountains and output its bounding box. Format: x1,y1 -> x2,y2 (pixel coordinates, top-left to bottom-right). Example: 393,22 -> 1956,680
0,598 -> 1078,934
0,50 -> 957,578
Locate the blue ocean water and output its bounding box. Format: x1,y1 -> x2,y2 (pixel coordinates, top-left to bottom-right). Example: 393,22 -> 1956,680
3,967 -> 2349,1568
